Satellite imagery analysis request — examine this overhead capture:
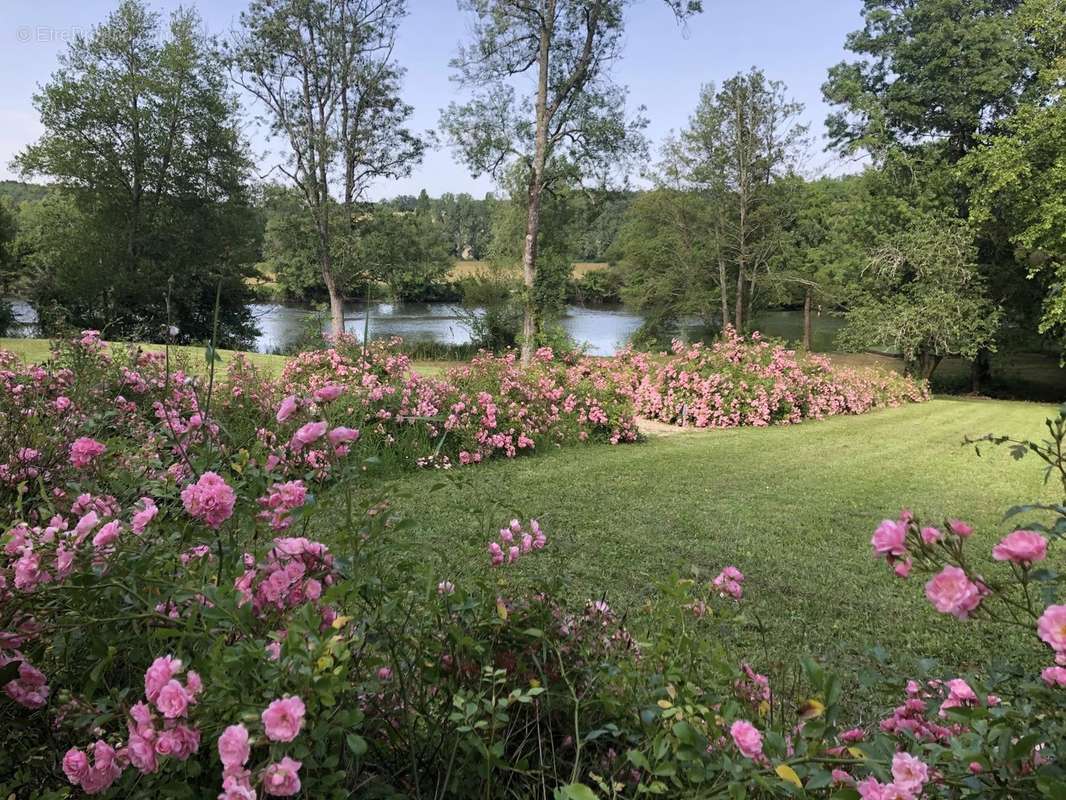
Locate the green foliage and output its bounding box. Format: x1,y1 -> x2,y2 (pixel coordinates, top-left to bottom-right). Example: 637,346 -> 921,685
838,217 -> 1002,378
14,0 -> 260,347
614,188 -> 722,332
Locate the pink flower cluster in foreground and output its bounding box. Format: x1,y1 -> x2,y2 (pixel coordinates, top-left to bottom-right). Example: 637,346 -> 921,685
234,537 -> 335,616
65,655 -> 203,794
873,511 -> 1065,676
218,696 -> 305,797
487,518 -> 546,566
181,471 -> 236,529
713,565 -> 745,600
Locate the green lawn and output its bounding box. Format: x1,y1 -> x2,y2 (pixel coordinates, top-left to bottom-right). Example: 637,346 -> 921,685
341,397 -> 1060,701
0,336 -> 291,377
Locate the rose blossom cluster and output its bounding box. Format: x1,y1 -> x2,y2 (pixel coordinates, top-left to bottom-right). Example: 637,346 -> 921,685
487,518 -> 546,566
256,480 -> 308,531
181,471 -> 236,529
621,327 -> 928,430
69,436 -> 106,469
872,512 -> 1064,672
853,752 -> 930,799
712,565 -> 744,600
217,696 -> 305,798
234,537 -> 335,616
64,655 -> 203,794
0,648 -> 49,708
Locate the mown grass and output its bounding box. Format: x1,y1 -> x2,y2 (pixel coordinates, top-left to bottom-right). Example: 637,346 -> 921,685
0,337 -> 291,377
338,397 -> 1060,704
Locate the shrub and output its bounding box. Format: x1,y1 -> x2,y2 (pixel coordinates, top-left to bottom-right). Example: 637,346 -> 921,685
612,327 -> 929,428
1,331 -> 1062,799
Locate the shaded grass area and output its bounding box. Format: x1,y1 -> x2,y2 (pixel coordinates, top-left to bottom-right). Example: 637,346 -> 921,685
337,398 -> 1060,703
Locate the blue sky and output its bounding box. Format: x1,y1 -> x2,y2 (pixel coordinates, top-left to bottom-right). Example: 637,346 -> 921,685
0,0 -> 866,198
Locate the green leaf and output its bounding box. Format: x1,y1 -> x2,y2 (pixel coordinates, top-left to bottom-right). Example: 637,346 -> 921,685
346,734 -> 367,756
555,784 -> 598,800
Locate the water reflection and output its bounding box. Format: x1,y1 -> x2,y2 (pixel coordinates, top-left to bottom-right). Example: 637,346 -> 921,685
5,297 -> 844,357
251,302 -> 843,356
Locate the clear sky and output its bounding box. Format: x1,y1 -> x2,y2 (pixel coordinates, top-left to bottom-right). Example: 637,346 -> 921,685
0,0 -> 866,199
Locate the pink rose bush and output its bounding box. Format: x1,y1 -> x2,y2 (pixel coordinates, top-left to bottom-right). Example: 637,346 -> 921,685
605,328 -> 928,429
2,331 -> 1065,797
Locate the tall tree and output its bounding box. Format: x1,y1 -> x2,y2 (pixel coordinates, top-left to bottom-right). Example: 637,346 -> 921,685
15,0 -> 260,346
441,0 -> 701,363
231,0 -> 425,336
838,217 -> 1001,379
676,71 -> 808,330
823,0 -> 1048,385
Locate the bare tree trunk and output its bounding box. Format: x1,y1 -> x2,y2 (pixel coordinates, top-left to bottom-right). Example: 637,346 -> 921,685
734,269 -> 744,331
717,255 -> 729,330
802,289 -> 812,351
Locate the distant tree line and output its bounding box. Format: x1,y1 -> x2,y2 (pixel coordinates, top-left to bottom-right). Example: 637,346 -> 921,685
1,0 -> 1064,383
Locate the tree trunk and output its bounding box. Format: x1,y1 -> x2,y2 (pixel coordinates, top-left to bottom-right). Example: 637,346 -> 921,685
802,289 -> 812,351
911,350 -> 942,382
970,348 -> 991,394
520,10 -> 553,366
733,269 -> 745,331
717,255 -> 730,331
321,247 -> 345,339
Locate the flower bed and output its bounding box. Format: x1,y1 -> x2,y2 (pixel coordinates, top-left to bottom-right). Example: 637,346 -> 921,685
1,332 -> 1063,799
609,328 -> 929,428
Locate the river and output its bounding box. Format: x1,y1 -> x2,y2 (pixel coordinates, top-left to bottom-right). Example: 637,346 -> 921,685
250,302 -> 845,355
6,299 -> 845,356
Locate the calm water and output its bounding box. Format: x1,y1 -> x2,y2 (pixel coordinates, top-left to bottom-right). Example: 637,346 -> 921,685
250,302 -> 844,356
5,297 -> 843,355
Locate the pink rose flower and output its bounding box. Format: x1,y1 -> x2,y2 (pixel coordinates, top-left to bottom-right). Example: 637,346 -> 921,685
313,383 -> 344,403
262,756 -> 302,796
144,655 -> 182,702
327,426 -> 360,447
275,395 -> 299,423
947,519 -> 973,537
291,421 -> 327,449
261,695 -> 305,742
872,519 -> 907,557
63,748 -> 89,783
154,679 -> 190,719
217,724 -> 251,770
181,471 -> 236,529
729,719 -> 763,760
925,565 -> 982,619
920,526 -> 942,544
131,497 -> 158,534
891,751 -> 928,793
1038,604 -> 1066,654
1041,666 -> 1066,687
992,530 -> 1048,566
69,437 -> 106,469
92,520 -> 122,550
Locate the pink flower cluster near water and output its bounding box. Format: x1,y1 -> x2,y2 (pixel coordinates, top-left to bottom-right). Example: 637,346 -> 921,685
606,327 -> 928,429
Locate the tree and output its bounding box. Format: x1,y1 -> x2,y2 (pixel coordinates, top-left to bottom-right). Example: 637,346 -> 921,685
673,71 -> 808,330
613,188 -> 721,341
822,0 -> 1048,385
774,176 -> 867,350
961,0 -> 1066,347
823,0 -> 1033,165
15,0 -> 260,347
231,0 -> 425,337
441,0 -> 701,363
838,217 -> 1001,379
